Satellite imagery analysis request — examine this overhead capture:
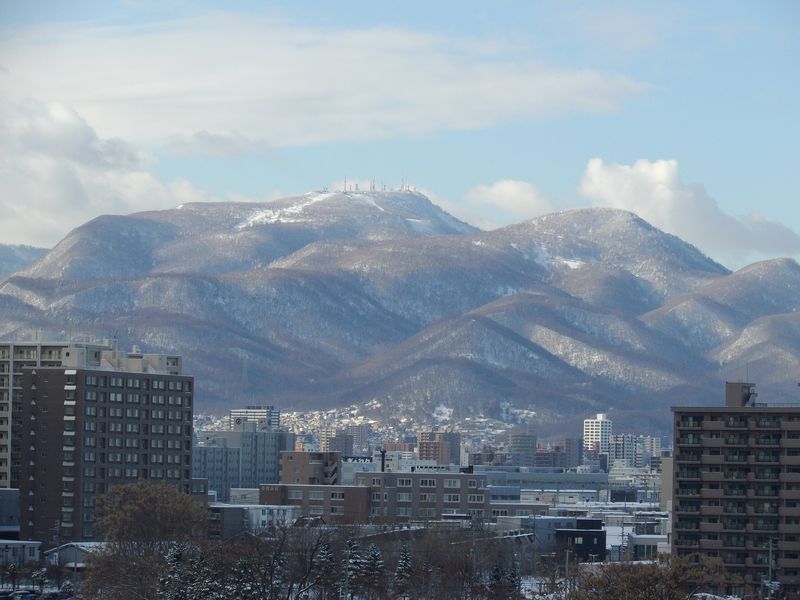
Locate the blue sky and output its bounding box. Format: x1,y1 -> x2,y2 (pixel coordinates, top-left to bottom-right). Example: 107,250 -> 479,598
1,1 -> 798,268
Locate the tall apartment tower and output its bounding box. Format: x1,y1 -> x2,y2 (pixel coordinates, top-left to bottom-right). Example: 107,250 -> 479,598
583,413 -> 612,458
18,348 -> 192,547
418,430 -> 461,466
672,382 -> 800,597
193,424 -> 295,501
229,405 -> 280,430
0,340 -> 112,488
508,430 -> 537,467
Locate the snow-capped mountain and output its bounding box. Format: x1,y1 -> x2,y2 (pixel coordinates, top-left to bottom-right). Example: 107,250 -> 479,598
0,191 -> 797,434
0,244 -> 47,279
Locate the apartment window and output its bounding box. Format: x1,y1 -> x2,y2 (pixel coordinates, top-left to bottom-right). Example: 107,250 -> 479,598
397,493 -> 412,502
127,393 -> 140,404
108,453 -> 122,463
167,469 -> 180,479
109,392 -> 123,403
444,494 -> 461,503
85,375 -> 97,386
126,378 -> 140,389
152,380 -> 165,390
397,507 -> 411,516
126,423 -> 139,433
84,421 -> 96,432
83,466 -> 96,477
420,479 -> 436,488
468,479 -> 478,488
444,479 -> 460,488
85,406 -> 97,417
109,407 -> 123,418
168,396 -> 183,406
331,491 -> 345,500
109,438 -> 123,448
288,490 -> 303,500
110,377 -> 124,388
309,506 -> 323,515
152,424 -> 165,434
150,454 -> 164,464
419,493 -> 435,502
84,437 -> 96,448
419,508 -> 437,517
309,491 -> 324,500
125,438 -> 139,448
152,395 -> 165,405
125,468 -> 138,478
397,478 -> 412,487
468,494 -> 484,503
330,506 -> 342,514
126,408 -> 139,418
83,452 -> 96,462
372,478 -> 382,486
109,422 -> 122,433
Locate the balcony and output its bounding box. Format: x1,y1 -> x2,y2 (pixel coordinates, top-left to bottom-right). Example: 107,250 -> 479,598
701,505 -> 724,516
781,420 -> 800,431
701,471 -> 724,482
778,541 -> 800,552
702,420 -> 726,430
784,455 -> 800,466
699,522 -> 722,533
781,472 -> 800,483
779,558 -> 800,569
700,488 -> 724,499
699,539 -> 723,550
780,489 -> 800,500
781,438 -> 800,449
779,506 -> 800,517
702,437 -> 725,448
701,455 -> 724,465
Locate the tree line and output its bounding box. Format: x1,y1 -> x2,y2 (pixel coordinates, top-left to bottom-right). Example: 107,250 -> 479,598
78,481 -> 732,600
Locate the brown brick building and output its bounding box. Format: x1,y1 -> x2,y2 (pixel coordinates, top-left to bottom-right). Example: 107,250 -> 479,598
673,382 -> 800,597
18,355 -> 193,547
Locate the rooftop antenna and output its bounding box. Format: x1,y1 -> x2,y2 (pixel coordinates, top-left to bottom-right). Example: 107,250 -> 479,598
343,176 -> 347,193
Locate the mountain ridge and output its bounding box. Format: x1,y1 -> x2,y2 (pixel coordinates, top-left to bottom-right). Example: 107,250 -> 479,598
0,191 -> 796,434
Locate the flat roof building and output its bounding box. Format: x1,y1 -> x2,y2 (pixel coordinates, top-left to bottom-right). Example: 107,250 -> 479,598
17,351 -> 193,547
672,382 -> 800,597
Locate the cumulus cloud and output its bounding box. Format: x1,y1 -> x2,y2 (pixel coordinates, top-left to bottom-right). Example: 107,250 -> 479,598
579,158 -> 800,268
0,99 -> 210,246
466,180 -> 554,224
0,12 -> 645,148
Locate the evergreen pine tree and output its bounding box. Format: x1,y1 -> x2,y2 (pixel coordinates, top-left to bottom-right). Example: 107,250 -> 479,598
393,544 -> 413,599
364,544 -> 385,599
314,541 -> 337,599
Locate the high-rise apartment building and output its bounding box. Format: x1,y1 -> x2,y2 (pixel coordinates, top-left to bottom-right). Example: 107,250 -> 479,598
673,382 -> 800,597
583,413 -> 612,458
508,431 -> 537,467
193,424 -> 295,501
418,430 -> 461,466
0,340 -> 112,488
18,347 -> 192,547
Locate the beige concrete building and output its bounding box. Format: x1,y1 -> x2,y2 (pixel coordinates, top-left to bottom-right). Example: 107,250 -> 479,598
280,451 -> 341,485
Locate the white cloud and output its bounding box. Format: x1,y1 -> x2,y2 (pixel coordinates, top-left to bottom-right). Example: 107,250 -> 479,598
0,99 -> 210,246
466,180 -> 554,224
0,12 -> 645,149
579,158 -> 800,268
